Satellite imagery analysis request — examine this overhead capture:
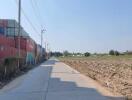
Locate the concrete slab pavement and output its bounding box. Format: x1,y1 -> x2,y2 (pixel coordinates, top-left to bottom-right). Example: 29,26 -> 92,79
0,58 -> 125,100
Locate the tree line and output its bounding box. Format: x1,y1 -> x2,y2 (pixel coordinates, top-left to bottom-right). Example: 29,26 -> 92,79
51,50 -> 132,57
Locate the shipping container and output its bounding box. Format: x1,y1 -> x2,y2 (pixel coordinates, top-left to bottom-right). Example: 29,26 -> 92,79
36,44 -> 41,56
15,37 -> 35,52
0,19 -> 8,27
0,27 -> 5,35
20,50 -> 27,58
21,29 -> 29,37
35,44 -> 42,63
42,48 -> 47,60
0,45 -> 26,59
0,19 -> 29,37
6,27 -> 23,37
6,27 -> 15,36
26,52 -> 35,64
15,37 -> 26,49
7,19 -> 18,28
42,48 -> 46,54
0,35 -> 15,47
6,27 -> 29,37
26,38 -> 36,52
0,19 -> 43,63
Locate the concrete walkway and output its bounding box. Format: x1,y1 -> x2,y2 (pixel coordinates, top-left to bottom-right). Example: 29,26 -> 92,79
0,58 -> 124,100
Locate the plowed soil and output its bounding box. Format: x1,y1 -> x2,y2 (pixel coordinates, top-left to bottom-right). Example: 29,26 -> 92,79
60,56 -> 132,99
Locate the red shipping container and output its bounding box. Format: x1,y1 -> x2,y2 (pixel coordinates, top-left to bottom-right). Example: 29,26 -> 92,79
35,44 -> 42,57
0,35 -> 15,47
15,37 -> 27,50
7,37 -> 15,47
0,20 -> 8,27
15,37 -> 35,52
0,46 -> 16,59
20,50 -> 26,58
26,39 -> 35,52
0,45 -> 26,59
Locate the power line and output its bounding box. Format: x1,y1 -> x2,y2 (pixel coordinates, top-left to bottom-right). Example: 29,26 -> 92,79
33,0 -> 44,28
14,0 -> 41,36
30,0 -> 47,49
21,9 -> 40,35
30,0 -> 42,28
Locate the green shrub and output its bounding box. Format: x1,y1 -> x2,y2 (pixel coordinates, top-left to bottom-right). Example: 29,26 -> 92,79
109,50 -> 115,55
115,51 -> 120,56
4,57 -> 17,66
63,50 -> 70,56
84,52 -> 91,57
3,57 -> 18,77
109,50 -> 120,56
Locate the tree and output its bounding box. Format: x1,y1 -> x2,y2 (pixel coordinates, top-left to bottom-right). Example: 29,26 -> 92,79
115,51 -> 120,56
109,50 -> 115,55
109,50 -> 120,56
63,50 -> 69,56
84,52 -> 90,57
51,52 -> 63,57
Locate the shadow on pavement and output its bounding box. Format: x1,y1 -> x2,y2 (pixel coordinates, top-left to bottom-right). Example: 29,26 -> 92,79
45,59 -> 126,100
46,76 -> 125,100
0,59 -> 126,100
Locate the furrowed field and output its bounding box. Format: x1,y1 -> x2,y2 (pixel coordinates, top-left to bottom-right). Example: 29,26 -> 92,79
59,55 -> 132,98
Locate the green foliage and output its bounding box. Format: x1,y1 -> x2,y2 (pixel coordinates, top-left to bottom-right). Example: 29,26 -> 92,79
4,57 -> 17,66
51,52 -> 63,57
109,50 -> 120,56
63,50 -> 70,56
84,52 -> 91,57
115,51 -> 120,56
109,50 -> 115,55
2,57 -> 18,78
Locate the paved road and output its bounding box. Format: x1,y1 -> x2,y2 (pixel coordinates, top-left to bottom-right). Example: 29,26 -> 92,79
0,58 -> 124,100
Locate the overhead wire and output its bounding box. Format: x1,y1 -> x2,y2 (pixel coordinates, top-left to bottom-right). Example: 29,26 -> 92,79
32,0 -> 44,28
14,0 -> 48,47
30,0 -> 47,48
14,0 -> 41,36
30,0 -> 43,28
21,9 -> 40,35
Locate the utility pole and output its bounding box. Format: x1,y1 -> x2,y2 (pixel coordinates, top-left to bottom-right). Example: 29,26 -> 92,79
45,42 -> 48,59
18,0 -> 21,69
47,43 -> 49,52
45,42 -> 47,52
41,29 -> 46,57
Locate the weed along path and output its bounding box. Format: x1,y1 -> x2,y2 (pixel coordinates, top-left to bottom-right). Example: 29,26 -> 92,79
0,58 -> 125,100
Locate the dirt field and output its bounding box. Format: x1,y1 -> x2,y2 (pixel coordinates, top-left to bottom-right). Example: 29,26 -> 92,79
59,55 -> 132,99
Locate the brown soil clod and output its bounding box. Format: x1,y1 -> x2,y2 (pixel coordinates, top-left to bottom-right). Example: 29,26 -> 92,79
61,58 -> 132,99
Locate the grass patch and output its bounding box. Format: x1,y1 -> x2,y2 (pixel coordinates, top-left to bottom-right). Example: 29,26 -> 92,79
58,55 -> 132,61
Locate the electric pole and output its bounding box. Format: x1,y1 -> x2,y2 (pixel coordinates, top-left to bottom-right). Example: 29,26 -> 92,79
44,42 -> 46,52
41,29 -> 46,57
18,0 -> 21,69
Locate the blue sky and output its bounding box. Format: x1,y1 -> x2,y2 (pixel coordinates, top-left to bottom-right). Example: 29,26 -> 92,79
0,0 -> 132,53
